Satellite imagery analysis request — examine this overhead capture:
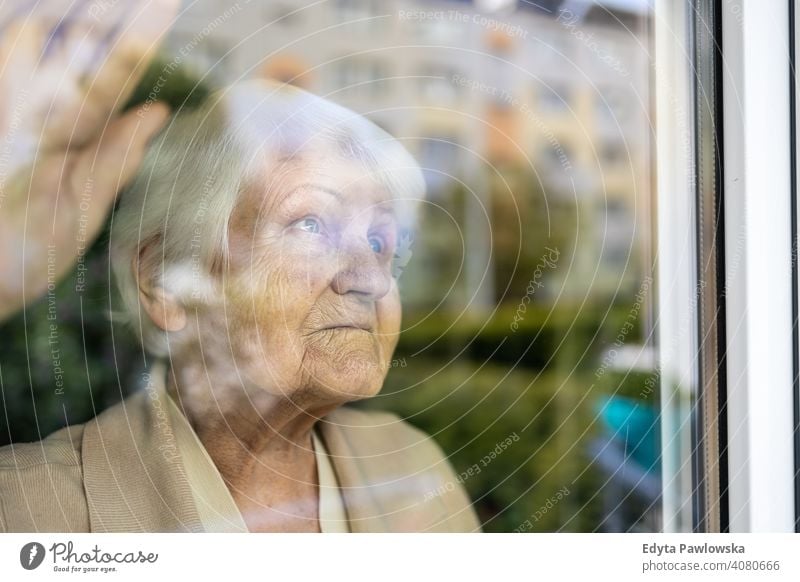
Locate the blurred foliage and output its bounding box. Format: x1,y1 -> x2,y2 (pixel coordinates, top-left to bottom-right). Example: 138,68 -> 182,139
397,169 -> 577,310
356,302 -> 655,532
358,355 -> 607,532
0,231 -> 143,445
487,166 -> 577,304
123,57 -> 211,112
394,303 -> 640,371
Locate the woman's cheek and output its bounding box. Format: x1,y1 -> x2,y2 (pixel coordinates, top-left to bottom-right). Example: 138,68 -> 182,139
377,283 -> 402,340
279,234 -> 336,282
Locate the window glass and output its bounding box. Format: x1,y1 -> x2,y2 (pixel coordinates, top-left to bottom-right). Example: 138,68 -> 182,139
0,0 -> 666,533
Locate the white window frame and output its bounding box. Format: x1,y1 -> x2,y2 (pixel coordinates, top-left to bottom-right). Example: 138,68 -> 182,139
657,0 -> 797,533
721,0 -> 795,532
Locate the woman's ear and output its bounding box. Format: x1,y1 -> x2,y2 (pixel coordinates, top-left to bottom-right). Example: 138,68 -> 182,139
132,242 -> 187,333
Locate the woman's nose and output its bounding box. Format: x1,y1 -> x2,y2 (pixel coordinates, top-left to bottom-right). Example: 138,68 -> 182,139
331,239 -> 391,300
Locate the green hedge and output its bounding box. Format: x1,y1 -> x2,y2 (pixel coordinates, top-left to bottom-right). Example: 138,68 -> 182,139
394,303 -> 641,372
356,358 -> 608,532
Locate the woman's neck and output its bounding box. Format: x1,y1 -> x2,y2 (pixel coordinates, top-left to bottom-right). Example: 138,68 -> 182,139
164,355 -> 338,532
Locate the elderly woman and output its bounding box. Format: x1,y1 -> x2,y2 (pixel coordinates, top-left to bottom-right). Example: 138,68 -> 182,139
0,79 -> 480,533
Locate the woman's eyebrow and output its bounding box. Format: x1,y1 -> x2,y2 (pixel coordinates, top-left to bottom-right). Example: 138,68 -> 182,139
273,183 -> 343,210
280,183 -> 397,219
374,205 -> 397,220
292,183 -> 344,201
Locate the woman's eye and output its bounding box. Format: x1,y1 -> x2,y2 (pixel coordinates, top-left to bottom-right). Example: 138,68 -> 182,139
368,235 -> 384,254
295,217 -> 321,234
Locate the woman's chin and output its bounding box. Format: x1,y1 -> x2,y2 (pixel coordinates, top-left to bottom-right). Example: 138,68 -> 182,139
309,359 -> 387,402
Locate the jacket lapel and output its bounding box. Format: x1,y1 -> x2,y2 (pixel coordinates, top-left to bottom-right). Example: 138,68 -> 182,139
80,363 -> 452,533
319,407 -> 451,532
81,363 -> 204,533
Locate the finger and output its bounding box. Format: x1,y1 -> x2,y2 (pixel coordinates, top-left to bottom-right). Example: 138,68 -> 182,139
69,101 -> 169,236
0,1 -> 36,36
0,5 -> 78,149
74,0 -> 179,138
43,0 -> 178,148
41,0 -> 88,60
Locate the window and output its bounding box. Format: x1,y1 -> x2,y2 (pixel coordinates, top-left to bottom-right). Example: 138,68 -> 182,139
418,64 -> 461,103
0,0 -> 660,535
2,0 -> 797,544
330,57 -> 390,100
417,136 -> 462,191
537,83 -> 572,113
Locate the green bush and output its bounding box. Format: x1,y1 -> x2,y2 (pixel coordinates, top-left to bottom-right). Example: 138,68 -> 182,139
356,358 -> 609,532
395,303 -> 640,373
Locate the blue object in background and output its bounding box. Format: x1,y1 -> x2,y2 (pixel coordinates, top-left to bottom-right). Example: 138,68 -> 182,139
595,395 -> 661,475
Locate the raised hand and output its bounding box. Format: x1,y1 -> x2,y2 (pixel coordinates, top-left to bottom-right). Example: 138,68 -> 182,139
0,0 -> 178,321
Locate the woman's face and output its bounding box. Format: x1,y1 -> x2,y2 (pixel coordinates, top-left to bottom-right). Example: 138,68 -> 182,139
220,151 -> 403,404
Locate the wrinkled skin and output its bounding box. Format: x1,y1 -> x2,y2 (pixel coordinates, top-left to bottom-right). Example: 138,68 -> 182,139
226,152 -> 402,403
159,152 -> 404,532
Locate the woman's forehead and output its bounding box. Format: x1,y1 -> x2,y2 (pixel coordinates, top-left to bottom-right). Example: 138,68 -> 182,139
264,153 -> 396,206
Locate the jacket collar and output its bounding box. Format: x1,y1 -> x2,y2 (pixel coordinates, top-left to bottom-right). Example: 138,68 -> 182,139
81,361 -> 450,533
81,363 -> 204,532
316,411 -> 451,532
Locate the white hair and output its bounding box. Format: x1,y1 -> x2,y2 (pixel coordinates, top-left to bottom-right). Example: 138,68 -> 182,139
110,79 -> 425,356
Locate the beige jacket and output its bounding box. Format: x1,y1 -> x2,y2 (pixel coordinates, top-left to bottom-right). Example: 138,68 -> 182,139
0,362 -> 480,533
